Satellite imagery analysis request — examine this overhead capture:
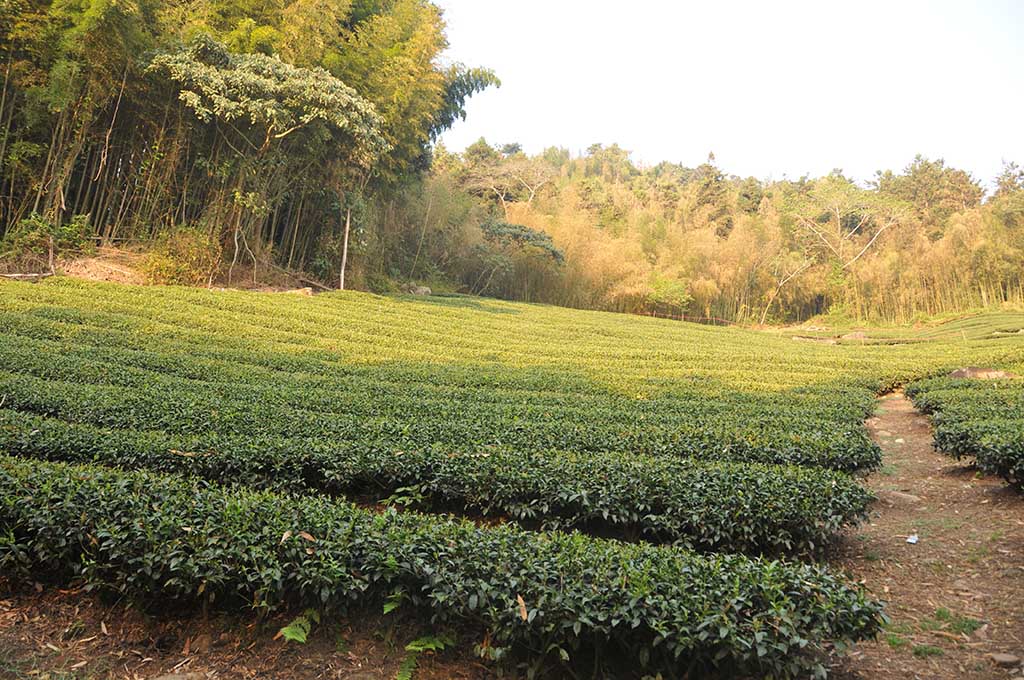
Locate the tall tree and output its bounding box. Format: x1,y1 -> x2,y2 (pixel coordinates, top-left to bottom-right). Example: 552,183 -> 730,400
759,175 -> 907,322
874,155 -> 983,236
148,35 -> 388,281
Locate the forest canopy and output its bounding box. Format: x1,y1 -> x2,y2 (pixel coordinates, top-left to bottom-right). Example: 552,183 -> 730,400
424,143 -> 1024,324
0,0 -> 497,283
1,0 -> 1022,324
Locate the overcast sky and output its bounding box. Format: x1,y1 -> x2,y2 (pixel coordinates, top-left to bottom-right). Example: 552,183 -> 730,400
435,0 -> 1024,187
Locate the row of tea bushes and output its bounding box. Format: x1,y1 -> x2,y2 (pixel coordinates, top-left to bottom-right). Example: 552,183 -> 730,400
0,408 -> 873,555
907,377 -> 1024,488
1,278 -> 1009,382
0,331 -> 881,424
0,456 -> 886,679
0,359 -> 883,472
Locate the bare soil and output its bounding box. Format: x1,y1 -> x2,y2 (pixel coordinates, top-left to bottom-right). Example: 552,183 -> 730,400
52,246 -> 321,293
833,392 -> 1024,680
59,249 -> 148,286
0,588 -> 486,680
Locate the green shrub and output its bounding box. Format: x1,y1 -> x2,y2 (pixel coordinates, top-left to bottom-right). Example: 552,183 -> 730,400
365,272 -> 398,294
911,644 -> 944,658
907,377 -> 1024,488
0,456 -> 885,678
141,227 -> 222,285
0,213 -> 91,269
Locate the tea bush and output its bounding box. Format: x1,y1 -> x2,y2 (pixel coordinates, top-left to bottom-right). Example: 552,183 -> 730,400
0,456 -> 886,679
907,377 -> 1024,488
0,408 -> 873,555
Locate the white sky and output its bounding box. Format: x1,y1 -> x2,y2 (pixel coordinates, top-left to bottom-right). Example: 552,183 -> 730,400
435,0 -> 1024,187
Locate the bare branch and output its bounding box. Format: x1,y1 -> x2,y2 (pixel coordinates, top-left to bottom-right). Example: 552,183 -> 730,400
842,217 -> 898,269
794,215 -> 841,258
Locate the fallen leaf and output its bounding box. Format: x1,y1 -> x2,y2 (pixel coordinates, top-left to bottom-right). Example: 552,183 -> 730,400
516,594 -> 528,622
298,531 -> 316,542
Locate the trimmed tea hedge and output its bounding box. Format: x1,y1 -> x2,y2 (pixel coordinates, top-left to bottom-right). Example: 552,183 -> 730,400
0,333 -> 884,471
0,456 -> 885,678
0,409 -> 873,554
907,377 -> 1024,488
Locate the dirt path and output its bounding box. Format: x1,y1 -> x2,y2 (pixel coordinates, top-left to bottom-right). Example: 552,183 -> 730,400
835,392 -> 1024,680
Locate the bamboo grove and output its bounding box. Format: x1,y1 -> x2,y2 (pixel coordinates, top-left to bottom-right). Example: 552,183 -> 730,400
421,143 -> 1024,324
0,0 -> 496,282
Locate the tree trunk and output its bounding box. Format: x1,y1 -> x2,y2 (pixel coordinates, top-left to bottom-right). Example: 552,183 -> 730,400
409,193 -> 432,278
0,46 -> 14,208
287,194 -> 303,269
339,205 -> 351,290
760,260 -> 813,325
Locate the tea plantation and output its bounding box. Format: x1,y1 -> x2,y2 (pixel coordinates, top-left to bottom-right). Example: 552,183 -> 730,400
1,278 -> 1022,678
907,375 -> 1024,488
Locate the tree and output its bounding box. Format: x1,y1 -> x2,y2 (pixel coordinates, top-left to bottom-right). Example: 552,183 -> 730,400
759,175 -> 907,323
469,219 -> 563,296
462,137 -> 501,165
995,161 -> 1024,198
325,0 -> 459,183
789,174 -> 907,267
736,177 -> 764,215
759,251 -> 815,325
499,142 -> 522,157
148,35 -> 388,282
427,65 -> 500,142
278,0 -> 354,66
691,160 -> 730,235
990,161 -> 1024,233
874,155 -> 983,235
647,272 -> 691,319
460,144 -> 555,218
583,143 -> 635,183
